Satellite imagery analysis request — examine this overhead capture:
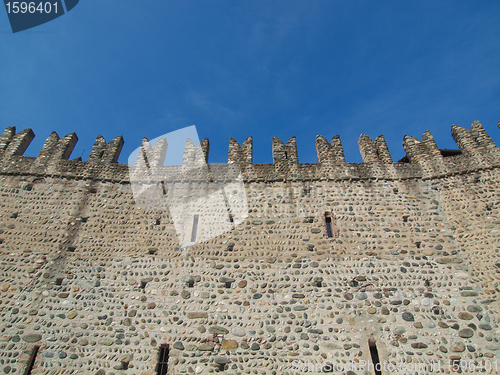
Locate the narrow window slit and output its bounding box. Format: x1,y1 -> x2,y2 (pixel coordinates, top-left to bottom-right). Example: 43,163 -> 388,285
221,189 -> 234,227
24,345 -> 40,375
325,213 -> 333,238
369,339 -> 382,375
302,184 -> 310,196
191,214 -> 199,243
157,344 -> 169,375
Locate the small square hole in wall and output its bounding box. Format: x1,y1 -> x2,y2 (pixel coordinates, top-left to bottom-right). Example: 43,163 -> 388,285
450,356 -> 461,372
121,360 -> 130,370
315,279 -> 322,287
55,278 -> 64,286
415,241 -> 421,249
89,188 -> 97,194
67,246 -> 76,252
81,217 -> 88,223
149,248 -> 157,255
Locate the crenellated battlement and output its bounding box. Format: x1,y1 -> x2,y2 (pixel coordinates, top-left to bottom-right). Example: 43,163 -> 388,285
0,120 -> 499,182
1,120 -> 500,375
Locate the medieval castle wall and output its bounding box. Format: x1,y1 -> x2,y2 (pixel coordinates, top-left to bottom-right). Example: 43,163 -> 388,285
0,121 -> 499,374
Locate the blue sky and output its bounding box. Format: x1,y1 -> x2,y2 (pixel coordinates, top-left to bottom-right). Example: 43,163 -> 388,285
1,1 -> 500,164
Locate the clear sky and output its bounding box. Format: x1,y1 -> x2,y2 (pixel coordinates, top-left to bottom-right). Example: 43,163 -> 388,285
1,1 -> 500,165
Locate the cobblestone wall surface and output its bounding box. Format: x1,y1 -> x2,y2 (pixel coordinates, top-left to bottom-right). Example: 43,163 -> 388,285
0,121 -> 499,374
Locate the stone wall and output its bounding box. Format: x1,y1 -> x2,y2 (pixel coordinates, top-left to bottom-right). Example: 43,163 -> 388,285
0,121 -> 499,374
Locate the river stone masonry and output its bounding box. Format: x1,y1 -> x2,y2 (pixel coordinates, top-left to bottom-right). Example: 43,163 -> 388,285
0,120 -> 499,374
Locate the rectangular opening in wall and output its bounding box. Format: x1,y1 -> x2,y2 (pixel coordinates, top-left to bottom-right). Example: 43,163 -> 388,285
121,359 -> 129,370
450,356 -> 461,372
325,212 -> 333,238
302,183 -> 310,196
24,345 -> 40,375
190,214 -> 199,243
369,340 -> 382,375
156,343 -> 169,375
